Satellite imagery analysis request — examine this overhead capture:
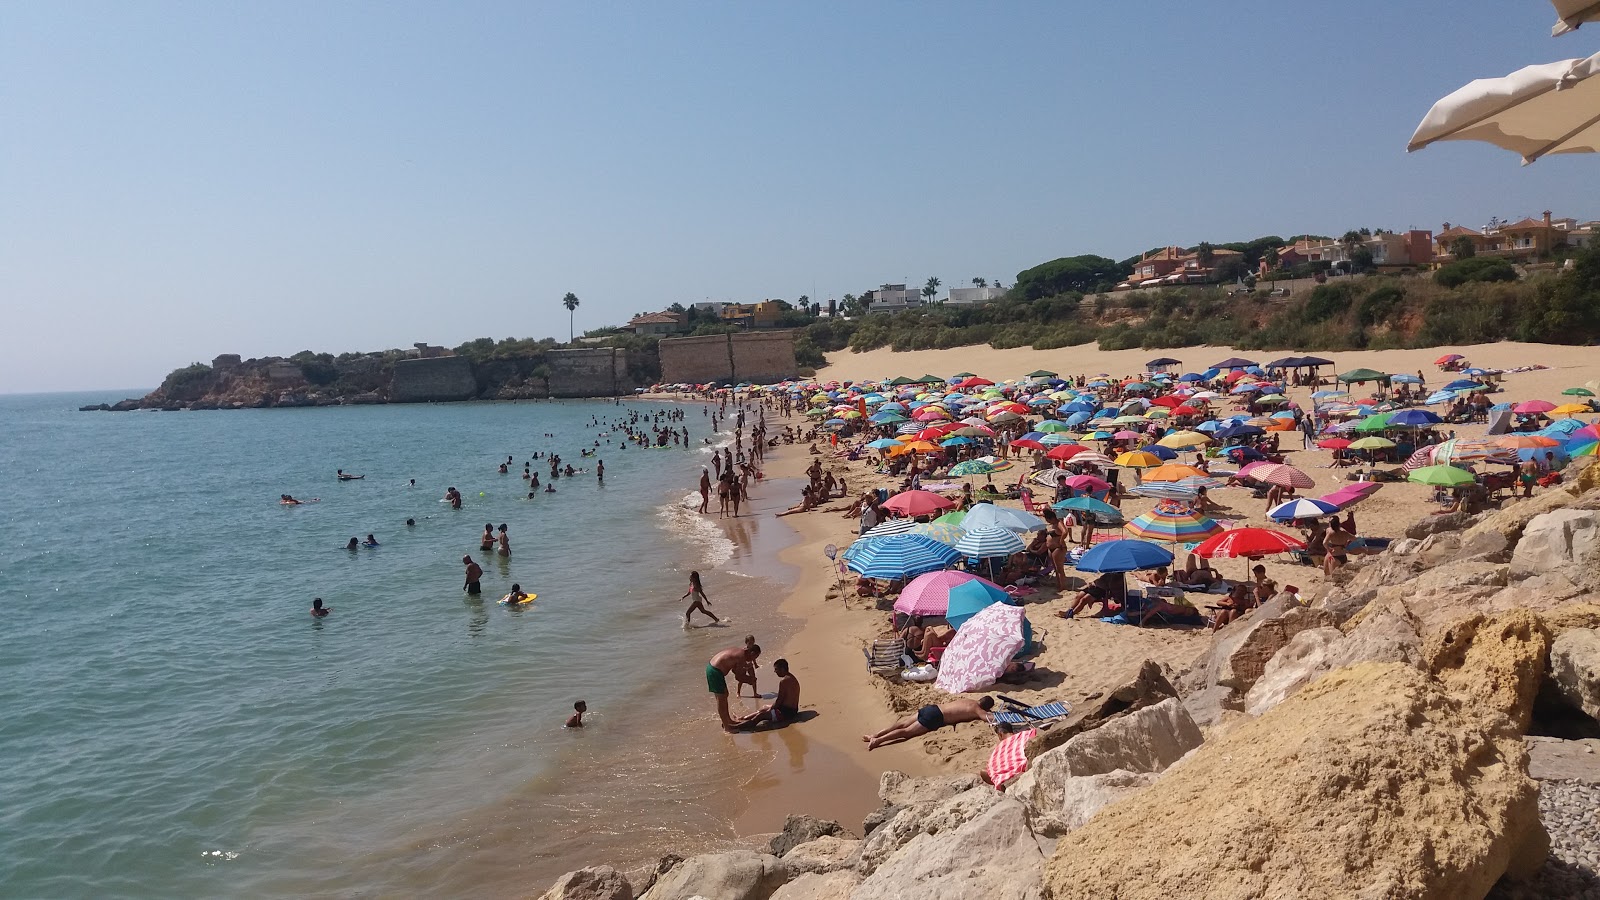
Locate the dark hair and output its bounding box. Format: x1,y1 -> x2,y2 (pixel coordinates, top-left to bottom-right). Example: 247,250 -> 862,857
511,583 -> 520,591
746,643 -> 761,657
462,555 -> 472,564
574,700 -> 586,710
773,659 -> 790,675
312,597 -> 324,610
689,571 -> 702,590
979,695 -> 995,710
406,518 -> 415,526
486,523 -> 494,531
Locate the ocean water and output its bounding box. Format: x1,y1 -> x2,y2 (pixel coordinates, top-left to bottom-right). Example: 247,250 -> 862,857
0,392 -> 800,898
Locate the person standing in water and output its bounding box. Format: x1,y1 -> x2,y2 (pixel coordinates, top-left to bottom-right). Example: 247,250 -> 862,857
682,571 -> 719,626
596,459 -> 604,482
480,524 -> 496,553
698,468 -> 712,514
311,597 -> 330,618
706,643 -> 760,732
462,556 -> 483,595
497,524 -> 511,558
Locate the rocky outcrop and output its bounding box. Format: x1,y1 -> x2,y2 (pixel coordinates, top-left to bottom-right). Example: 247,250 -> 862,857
767,871 -> 859,900
1178,595 -> 1336,729
537,866 -> 634,900
1549,628 -> 1600,723
1509,508 -> 1600,604
637,850 -> 789,900
1243,596 -> 1423,716
855,785 -> 1003,876
777,836 -> 859,876
1042,663 -> 1547,900
853,797 -> 1046,900
765,816 -> 847,858
1006,698 -> 1202,836
1025,659 -> 1180,758
1425,609 -> 1553,732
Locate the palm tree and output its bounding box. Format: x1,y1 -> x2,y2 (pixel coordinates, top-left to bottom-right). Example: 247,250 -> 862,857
561,293 -> 580,342
972,277 -> 987,288
923,276 -> 941,305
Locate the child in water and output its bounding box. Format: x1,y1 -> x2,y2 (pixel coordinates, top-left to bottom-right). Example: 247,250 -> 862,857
311,598 -> 330,617
566,701 -> 587,728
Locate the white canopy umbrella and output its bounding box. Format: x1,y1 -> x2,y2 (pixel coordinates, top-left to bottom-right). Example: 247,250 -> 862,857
1408,51 -> 1600,164
1552,0 -> 1600,35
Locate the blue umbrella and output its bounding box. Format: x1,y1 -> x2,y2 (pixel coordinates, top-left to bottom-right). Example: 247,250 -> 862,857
1268,498 -> 1340,521
1444,379 -> 1481,391
1146,444 -> 1179,460
1425,390 -> 1457,405
954,525 -> 1027,559
845,534 -> 961,579
1052,496 -> 1120,517
1064,411 -> 1092,427
1178,372 -> 1205,382
1075,539 -> 1175,573
962,504 -> 1048,533
1387,409 -> 1442,427
1390,374 -> 1423,384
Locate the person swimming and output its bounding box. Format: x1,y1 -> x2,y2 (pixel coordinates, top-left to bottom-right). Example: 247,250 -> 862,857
311,597 -> 330,617
337,469 -> 364,480
281,494 -> 301,505
505,582 -> 530,604
362,534 -> 379,547
345,537 -> 359,551
405,518 -> 416,526
566,700 -> 587,728
545,484 -> 556,493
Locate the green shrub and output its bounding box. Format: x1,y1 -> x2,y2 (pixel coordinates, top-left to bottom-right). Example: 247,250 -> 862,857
1434,257 -> 1517,288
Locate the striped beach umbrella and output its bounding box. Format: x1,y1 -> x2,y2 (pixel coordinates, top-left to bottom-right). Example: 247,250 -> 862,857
962,503 -> 1049,533
911,522 -> 967,546
949,459 -> 998,476
1267,498 -> 1341,522
845,534 -> 962,579
859,519 -> 918,539
954,525 -> 1027,559
1252,463 -> 1316,489
1124,502 -> 1225,544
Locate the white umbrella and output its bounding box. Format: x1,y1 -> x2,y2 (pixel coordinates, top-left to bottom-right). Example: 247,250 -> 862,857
1408,51 -> 1600,165
1552,0 -> 1600,35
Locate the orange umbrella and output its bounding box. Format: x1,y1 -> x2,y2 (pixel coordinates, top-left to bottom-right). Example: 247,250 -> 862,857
1143,463 -> 1207,483
1494,434 -> 1561,449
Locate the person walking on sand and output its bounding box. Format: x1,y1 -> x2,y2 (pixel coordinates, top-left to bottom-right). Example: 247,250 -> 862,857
462,555 -> 483,595
706,643 -> 760,731
698,468 -> 712,513
683,571 -> 720,625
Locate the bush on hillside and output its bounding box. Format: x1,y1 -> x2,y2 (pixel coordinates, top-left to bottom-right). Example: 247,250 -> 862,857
1434,257 -> 1517,288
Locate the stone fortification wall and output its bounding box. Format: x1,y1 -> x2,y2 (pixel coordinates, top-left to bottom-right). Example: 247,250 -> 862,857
391,356 -> 477,402
728,331 -> 798,383
659,332 -> 797,384
547,347 -> 631,398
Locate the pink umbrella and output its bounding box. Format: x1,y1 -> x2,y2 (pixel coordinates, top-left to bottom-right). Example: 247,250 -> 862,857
1319,482 -> 1382,509
882,489 -> 957,517
1112,430 -> 1141,440
1513,400 -> 1556,415
1064,474 -> 1111,491
1252,462 -> 1315,489
1236,460 -> 1273,480
934,603 -> 1025,694
894,571 -> 1002,616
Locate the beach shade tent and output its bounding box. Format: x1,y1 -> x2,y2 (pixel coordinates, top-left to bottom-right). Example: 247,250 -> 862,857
882,490 -> 957,517
954,525 -> 1027,560
1025,369 -> 1059,379
1124,502 -> 1225,545
1320,482 -> 1383,509
845,534 -> 962,580
1408,464 -> 1478,488
935,602 -> 1026,694
962,503 -> 1049,533
893,570 -> 1001,617
1408,51 -> 1600,165
1210,357 -> 1257,370
1076,539 -> 1175,573
1268,497 -> 1342,521
1252,463 -> 1316,489
1145,357 -> 1183,370
1338,368 -> 1392,386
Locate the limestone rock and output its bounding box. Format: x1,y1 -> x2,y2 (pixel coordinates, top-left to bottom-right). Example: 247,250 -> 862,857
854,786 -> 1002,876
624,854 -> 682,897
1178,596 -> 1335,728
767,871 -> 859,900
1525,735 -> 1600,783
1045,769 -> 1158,834
1028,659 -> 1179,758
766,815 -> 846,858
1042,663 -> 1547,900
1368,560 -> 1512,638
537,866 -> 634,900
859,804 -> 899,836
1405,508 -> 1474,540
1509,508 -> 1600,602
1244,597 -> 1423,716
1426,609 -> 1553,732
876,771 -> 978,807
1578,458 -> 1600,494
1548,628 -> 1600,722
853,797 -> 1045,900
777,836 -> 859,876
1542,603 -> 1600,635
637,850 -> 790,900
1007,698 -> 1201,836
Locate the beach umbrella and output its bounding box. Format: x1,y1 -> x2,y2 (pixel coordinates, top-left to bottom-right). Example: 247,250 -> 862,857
1435,354 -> 1464,365
1069,451 -> 1116,468
1253,463 -> 1316,489
1552,403 -> 1593,416
944,579 -> 1016,631
1564,387 -> 1596,397
1408,51 -> 1600,165
940,436 -> 977,449
1156,430 -> 1211,449
1045,444 -> 1089,461
948,459 -> 997,476
954,525 -> 1027,559
1115,450 -> 1165,468
1063,474 -> 1111,492
909,522 -> 966,548
1496,434 -> 1562,449
1515,400 -> 1559,415
867,438 -> 902,450
1192,527 -> 1306,560
1408,464 -> 1477,488
1010,438 -> 1046,451
1052,496 -> 1120,517
882,489 -> 957,517
1142,463 -> 1206,483
961,503 -> 1048,533
893,570 -> 998,616
1267,498 -> 1341,522
1390,374 -> 1424,385
935,602 -> 1025,694
1124,502 -> 1225,544
1387,409 -> 1442,427
1319,482 -> 1382,509
1317,438 -> 1353,450
845,534 -> 962,579
1076,539 -> 1174,573
859,519 -> 919,539
1127,482 -> 1201,500
1036,420 -> 1073,433
1348,436 -> 1396,450
1432,438 -> 1512,465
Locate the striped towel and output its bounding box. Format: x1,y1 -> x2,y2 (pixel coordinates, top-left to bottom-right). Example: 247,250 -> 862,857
991,701 -> 1071,726
986,728 -> 1037,789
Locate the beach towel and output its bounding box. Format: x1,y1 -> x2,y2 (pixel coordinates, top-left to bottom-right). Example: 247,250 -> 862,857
985,728 -> 1037,790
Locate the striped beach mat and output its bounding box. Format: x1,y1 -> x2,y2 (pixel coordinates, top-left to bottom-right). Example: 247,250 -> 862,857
991,701 -> 1071,726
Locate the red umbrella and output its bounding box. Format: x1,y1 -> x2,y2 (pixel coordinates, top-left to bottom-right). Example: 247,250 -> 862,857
1171,405 -> 1200,417
882,490 -> 957,517
957,376 -> 995,388
915,426 -> 954,441
1317,438 -> 1352,450
1149,395 -> 1183,408
1011,438 -> 1047,451
1253,463 -> 1315,489
1193,527 -> 1306,560
1434,353 -> 1463,365
1045,444 -> 1089,461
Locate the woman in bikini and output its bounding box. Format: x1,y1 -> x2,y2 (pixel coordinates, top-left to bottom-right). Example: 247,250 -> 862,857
481,524 -> 496,553
497,523 -> 511,558
682,571 -> 720,626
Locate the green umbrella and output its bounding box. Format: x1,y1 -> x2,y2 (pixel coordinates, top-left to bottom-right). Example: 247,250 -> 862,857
1408,464 -> 1476,487
1348,436 -> 1396,450
952,372 -> 976,379
1036,421 -> 1073,433
1027,369 -> 1059,378
1352,412 -> 1395,432
1564,387 -> 1596,397
949,460 -> 998,476
934,510 -> 967,526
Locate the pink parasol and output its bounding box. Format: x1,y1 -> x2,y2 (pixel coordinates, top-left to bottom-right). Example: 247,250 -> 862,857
1513,400 -> 1556,415
1319,482 -> 1382,509
893,571 -> 1003,617
934,602 -> 1025,694
882,489 -> 957,517
1063,474 -> 1111,491
1252,463 -> 1316,489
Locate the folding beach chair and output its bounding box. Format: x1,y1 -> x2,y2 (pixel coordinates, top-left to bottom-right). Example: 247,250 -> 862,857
863,637 -> 910,677
990,697 -> 1072,734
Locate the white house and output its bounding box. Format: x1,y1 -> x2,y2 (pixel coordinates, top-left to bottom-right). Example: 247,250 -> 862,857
863,284 -> 924,313
945,286 -> 1006,306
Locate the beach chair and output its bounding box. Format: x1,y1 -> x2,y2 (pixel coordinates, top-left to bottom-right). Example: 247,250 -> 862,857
991,697 -> 1072,733
1020,490 -> 1038,514
863,637 -> 910,677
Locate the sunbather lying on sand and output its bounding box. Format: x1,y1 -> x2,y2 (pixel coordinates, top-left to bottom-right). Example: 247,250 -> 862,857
863,696 -> 994,750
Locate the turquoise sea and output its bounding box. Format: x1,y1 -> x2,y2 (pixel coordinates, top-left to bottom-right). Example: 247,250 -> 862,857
0,392 -> 803,898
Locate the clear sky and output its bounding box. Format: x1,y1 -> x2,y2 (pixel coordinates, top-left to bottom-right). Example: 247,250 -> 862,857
3,1 -> 1598,392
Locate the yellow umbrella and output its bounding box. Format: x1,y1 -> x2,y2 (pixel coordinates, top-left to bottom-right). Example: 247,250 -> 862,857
1552,403 -> 1591,416
1115,450 -> 1165,468
1143,463 -> 1208,482
1156,431 -> 1211,449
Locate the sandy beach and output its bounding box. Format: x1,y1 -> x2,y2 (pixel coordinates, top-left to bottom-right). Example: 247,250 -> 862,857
690,339 -> 1600,798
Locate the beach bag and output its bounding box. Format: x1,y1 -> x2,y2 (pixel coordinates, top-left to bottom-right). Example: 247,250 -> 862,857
900,664 -> 937,683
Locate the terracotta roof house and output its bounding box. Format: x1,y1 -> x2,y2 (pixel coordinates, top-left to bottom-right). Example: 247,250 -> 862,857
628,311 -> 687,336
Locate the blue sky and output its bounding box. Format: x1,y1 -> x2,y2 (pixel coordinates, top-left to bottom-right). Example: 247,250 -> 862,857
3,1 -> 1598,392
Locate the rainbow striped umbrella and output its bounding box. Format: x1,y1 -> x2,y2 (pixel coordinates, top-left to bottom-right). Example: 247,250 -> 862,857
1123,501 -> 1225,544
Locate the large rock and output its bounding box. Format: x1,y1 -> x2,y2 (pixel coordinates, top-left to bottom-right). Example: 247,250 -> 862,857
1026,660 -> 1180,758
854,786 -> 1003,876
853,797 -> 1046,900
767,871 -> 858,900
1007,698 -> 1202,836
637,850 -> 790,900
1178,595 -> 1335,728
1042,663 -> 1548,900
1425,609 -> 1553,733
777,836 -> 859,876
765,815 -> 847,858
876,771 -> 979,807
1508,508 -> 1600,602
537,866 -> 634,900
1363,560 -> 1512,638
1548,628 -> 1600,722
1244,597 -> 1423,716
1405,508 -> 1475,540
